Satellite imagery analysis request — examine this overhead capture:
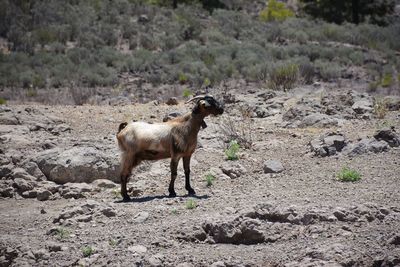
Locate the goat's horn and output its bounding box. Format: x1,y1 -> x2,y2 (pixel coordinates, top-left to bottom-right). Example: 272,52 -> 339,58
185,95 -> 206,104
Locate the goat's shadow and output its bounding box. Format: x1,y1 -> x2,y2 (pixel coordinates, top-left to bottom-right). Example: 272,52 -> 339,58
114,194 -> 209,204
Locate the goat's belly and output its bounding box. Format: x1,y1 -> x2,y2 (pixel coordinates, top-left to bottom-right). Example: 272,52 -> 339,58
142,150 -> 170,160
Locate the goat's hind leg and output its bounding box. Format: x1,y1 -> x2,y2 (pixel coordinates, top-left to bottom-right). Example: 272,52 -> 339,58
119,152 -> 136,202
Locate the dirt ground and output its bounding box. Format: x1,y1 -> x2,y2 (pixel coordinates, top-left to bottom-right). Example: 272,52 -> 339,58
1,87 -> 400,266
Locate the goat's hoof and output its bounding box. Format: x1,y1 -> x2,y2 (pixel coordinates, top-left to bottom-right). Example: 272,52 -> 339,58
169,191 -> 177,197
122,195 -> 131,202
187,188 -> 196,195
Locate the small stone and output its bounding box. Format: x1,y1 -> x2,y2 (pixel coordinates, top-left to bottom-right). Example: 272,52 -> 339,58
76,215 -> 93,222
91,179 -> 117,189
0,187 -> 14,198
220,163 -> 247,179
133,211 -> 149,223
263,160 -> 284,174
22,190 -> 37,198
166,97 -> 179,105
37,190 -> 52,201
389,234 -> 400,245
210,261 -> 226,267
177,263 -> 194,267
101,207 -> 117,217
47,242 -> 62,252
128,245 -> 147,254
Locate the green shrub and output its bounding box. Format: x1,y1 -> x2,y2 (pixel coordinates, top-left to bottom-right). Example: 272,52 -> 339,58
225,140 -> 240,160
268,63 -> 299,91
82,246 -> 95,257
381,73 -> 393,87
337,167 -> 361,182
182,88 -> 192,97
205,173 -> 215,187
178,73 -> 188,84
56,227 -> 70,239
185,199 -> 196,209
315,60 -> 341,81
0,98 -> 7,105
259,0 -> 294,22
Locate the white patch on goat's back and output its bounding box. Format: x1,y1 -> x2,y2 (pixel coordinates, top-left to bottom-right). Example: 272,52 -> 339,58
131,122 -> 171,151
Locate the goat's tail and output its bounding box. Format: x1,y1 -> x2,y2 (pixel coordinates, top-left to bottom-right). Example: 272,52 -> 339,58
118,122 -> 128,134
117,122 -> 129,152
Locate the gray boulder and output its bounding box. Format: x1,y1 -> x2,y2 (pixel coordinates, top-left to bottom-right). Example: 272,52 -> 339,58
220,163 -> 247,179
35,145 -> 119,184
263,160 -> 284,173
346,138 -> 388,156
202,217 -> 265,244
374,127 -> 400,147
352,100 -> 373,114
299,113 -> 339,128
310,133 -> 347,157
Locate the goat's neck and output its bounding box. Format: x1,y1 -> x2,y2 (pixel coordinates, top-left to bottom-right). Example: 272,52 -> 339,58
187,112 -> 206,132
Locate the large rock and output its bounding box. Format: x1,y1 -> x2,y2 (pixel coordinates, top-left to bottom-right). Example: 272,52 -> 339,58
202,217 -> 265,245
310,133 -> 347,157
346,138 -> 389,157
299,113 -> 339,128
352,100 -> 373,114
35,145 -> 119,184
374,127 -> 400,147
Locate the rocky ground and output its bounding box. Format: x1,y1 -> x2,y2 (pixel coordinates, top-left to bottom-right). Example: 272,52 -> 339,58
1,83 -> 400,266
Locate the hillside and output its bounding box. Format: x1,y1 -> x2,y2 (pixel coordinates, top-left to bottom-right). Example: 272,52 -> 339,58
0,0 -> 399,104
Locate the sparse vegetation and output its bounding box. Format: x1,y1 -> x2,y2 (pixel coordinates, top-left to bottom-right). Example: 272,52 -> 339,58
0,98 -> 7,105
56,227 -> 70,239
182,88 -> 192,98
268,63 -> 299,91
82,246 -> 95,257
338,167 -> 361,182
381,73 -> 393,88
171,208 -> 178,214
219,107 -> 254,149
225,140 -> 240,161
205,173 -> 215,187
0,0 -> 399,93
109,238 -> 118,247
111,188 -> 122,199
185,199 -> 196,209
374,98 -> 388,119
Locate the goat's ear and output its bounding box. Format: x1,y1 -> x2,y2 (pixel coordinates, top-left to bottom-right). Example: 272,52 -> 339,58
200,100 -> 210,108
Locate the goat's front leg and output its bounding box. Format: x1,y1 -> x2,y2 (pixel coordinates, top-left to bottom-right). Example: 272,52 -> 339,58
183,156 -> 196,195
168,157 -> 180,197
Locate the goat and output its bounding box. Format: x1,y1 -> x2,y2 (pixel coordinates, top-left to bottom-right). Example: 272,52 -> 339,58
116,95 -> 224,201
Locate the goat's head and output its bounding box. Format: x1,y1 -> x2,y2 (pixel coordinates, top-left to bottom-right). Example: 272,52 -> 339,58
187,95 -> 224,117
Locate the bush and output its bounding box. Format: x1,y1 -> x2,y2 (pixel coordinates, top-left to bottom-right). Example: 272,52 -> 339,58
225,140 -> 240,160
373,98 -> 388,119
381,73 -> 393,87
205,173 -> 215,187
0,98 -> 7,105
259,0 -> 294,22
185,199 -> 196,209
315,60 -> 341,81
82,246 -> 95,257
337,167 -> 361,182
268,63 -> 299,91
